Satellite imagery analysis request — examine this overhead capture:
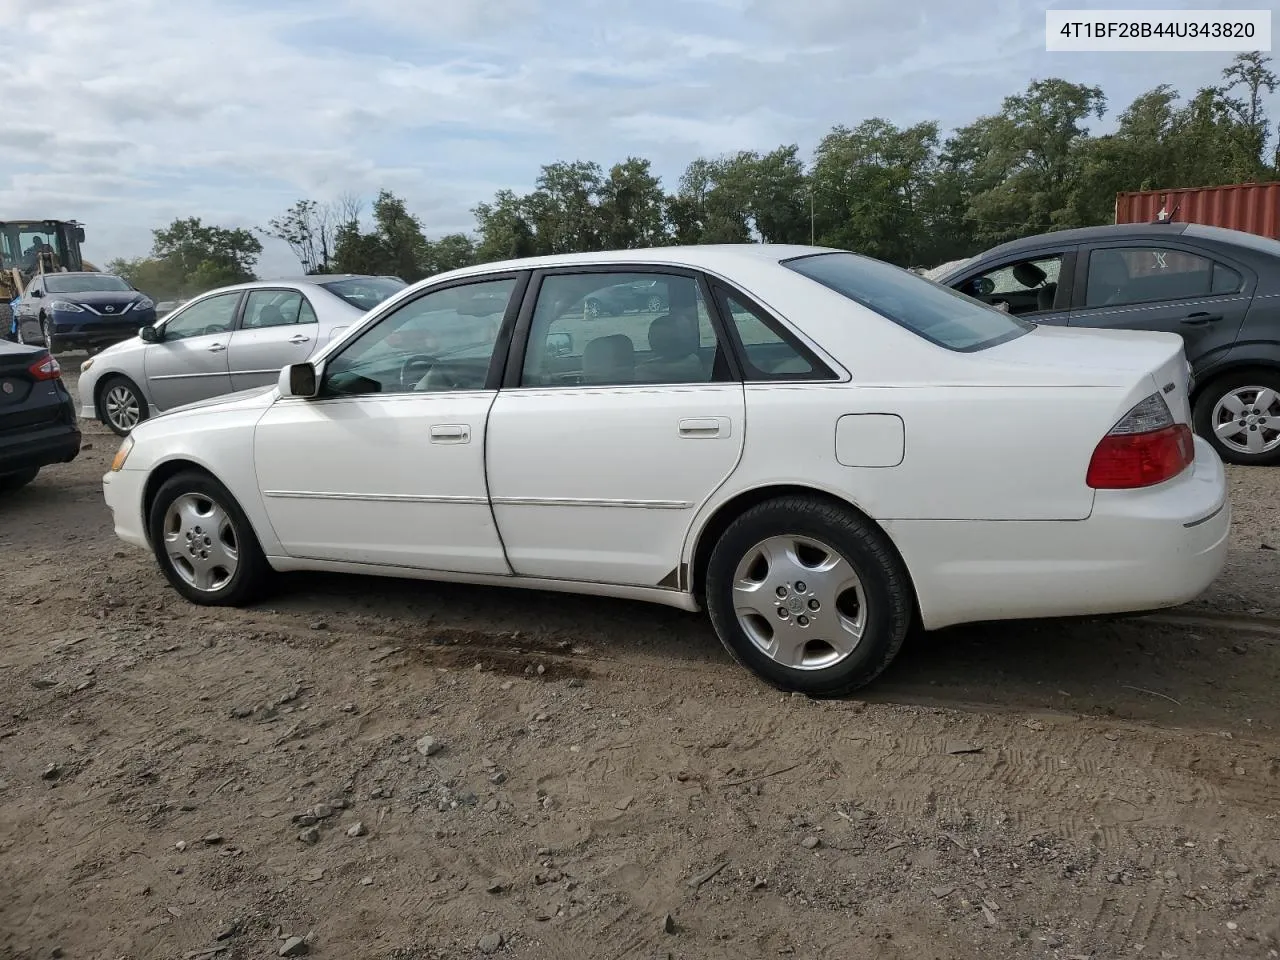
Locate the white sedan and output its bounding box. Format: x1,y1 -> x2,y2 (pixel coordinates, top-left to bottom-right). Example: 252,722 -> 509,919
101,245 -> 1231,695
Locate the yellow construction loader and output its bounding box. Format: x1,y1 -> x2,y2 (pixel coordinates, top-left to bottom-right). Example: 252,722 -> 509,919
1,219 -> 98,342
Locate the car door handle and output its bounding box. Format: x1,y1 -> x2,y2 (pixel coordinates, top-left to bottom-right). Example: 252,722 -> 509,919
429,424 -> 470,443
207,342 -> 226,352
1181,312 -> 1223,326
679,417 -> 731,439
288,334 -> 311,344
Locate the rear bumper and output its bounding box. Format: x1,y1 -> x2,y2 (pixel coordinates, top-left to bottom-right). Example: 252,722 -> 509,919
102,467 -> 149,549
0,422 -> 81,475
886,435 -> 1231,630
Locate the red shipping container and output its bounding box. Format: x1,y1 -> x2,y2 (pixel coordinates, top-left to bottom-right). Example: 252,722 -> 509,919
1114,182 -> 1280,240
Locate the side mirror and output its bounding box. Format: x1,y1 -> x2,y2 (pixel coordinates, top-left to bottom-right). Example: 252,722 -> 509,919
279,362 -> 319,398
75,227 -> 86,243
139,324 -> 159,343
546,332 -> 573,357
29,289 -> 43,298
970,276 -> 995,297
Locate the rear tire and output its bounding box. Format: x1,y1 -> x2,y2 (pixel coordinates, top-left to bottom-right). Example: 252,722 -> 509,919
1193,369 -> 1280,466
147,470 -> 271,606
0,468 -> 39,491
97,375 -> 148,436
705,495 -> 913,697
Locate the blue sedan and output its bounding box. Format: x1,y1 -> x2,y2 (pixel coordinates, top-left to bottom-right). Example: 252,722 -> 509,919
15,272 -> 157,354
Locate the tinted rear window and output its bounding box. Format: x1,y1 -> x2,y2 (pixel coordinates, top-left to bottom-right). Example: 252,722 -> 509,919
783,252 -> 1033,351
319,277 -> 407,311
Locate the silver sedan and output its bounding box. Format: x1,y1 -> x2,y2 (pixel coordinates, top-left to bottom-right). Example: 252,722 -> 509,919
77,274 -> 405,435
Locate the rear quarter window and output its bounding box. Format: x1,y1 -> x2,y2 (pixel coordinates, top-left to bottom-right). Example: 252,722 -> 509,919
783,252 -> 1033,352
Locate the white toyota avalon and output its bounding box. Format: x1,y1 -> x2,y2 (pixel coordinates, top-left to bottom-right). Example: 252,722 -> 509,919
102,244 -> 1230,695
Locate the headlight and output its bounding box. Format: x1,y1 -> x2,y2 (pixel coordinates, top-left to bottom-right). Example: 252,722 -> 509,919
49,299 -> 84,313
110,436 -> 134,471
136,296 -> 155,309
80,358 -> 94,373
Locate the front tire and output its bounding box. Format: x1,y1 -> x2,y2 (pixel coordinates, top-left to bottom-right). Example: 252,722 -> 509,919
147,470 -> 271,606
1193,369 -> 1280,466
705,496 -> 913,696
98,375 -> 148,436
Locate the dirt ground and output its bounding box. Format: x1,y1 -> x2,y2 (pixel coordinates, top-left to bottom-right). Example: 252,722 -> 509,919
2,363 -> 1280,960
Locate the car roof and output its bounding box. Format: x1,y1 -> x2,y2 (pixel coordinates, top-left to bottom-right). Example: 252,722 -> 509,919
973,222 -> 1191,261
437,244 -> 841,281
263,274 -> 395,284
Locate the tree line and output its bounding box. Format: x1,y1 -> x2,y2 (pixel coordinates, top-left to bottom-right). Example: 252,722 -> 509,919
110,52 -> 1278,299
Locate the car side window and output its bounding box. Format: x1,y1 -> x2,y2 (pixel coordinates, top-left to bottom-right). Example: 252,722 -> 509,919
1211,263 -> 1244,295
521,272 -> 720,387
718,289 -> 829,380
958,255 -> 1063,316
1085,247 -> 1221,307
242,290 -> 315,329
161,293 -> 241,341
321,277 -> 515,397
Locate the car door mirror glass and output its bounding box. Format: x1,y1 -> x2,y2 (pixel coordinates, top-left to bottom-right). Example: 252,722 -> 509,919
545,332 -> 573,357
280,362 -> 319,398
969,276 -> 995,297
139,324 -> 159,343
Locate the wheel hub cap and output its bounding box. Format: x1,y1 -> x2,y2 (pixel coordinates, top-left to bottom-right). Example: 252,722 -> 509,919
162,493 -> 239,592
1211,386 -> 1280,456
732,535 -> 867,671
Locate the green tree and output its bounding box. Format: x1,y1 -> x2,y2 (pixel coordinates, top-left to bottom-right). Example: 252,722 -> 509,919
473,189 -> 538,263
810,119 -> 941,265
150,217 -> 262,288
262,199 -> 335,274
598,157 -> 667,248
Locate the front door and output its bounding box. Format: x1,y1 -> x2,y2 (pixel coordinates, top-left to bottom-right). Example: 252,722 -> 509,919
949,249 -> 1076,326
486,268 -> 745,588
252,274 -> 523,572
144,290 -> 240,410
1066,241 -> 1254,368
227,288 -> 320,391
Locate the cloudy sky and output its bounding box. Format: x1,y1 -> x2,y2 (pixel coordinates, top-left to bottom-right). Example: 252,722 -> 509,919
1,0 -> 1272,275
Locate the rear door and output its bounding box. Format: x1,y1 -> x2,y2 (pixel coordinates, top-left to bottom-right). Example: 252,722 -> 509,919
947,248 -> 1077,326
143,291 -> 240,410
227,288 -> 322,391
1066,240 -> 1254,368
485,267 -> 745,588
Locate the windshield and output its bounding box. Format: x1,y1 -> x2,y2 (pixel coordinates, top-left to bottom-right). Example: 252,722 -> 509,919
319,277 -> 407,311
783,252 -> 1033,352
45,274 -> 132,294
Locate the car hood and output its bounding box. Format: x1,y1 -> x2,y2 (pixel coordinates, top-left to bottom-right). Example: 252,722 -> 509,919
47,290 -> 145,307
153,384 -> 278,420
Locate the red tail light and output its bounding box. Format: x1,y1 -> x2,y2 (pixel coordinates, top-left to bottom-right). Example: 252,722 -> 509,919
27,353 -> 61,381
1086,393 -> 1194,489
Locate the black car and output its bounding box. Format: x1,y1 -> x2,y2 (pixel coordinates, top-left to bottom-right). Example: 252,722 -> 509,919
937,222 -> 1280,466
14,271 -> 158,354
0,340 -> 81,490
583,279 -> 669,318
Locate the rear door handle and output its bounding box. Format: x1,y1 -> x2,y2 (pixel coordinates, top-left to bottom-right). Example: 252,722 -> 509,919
1181,312 -> 1223,326
288,334 -> 311,344
207,343 -> 226,352
679,417 -> 732,439
429,424 -> 470,443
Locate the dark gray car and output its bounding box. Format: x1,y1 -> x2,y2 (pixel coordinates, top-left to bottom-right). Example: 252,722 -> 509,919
937,222 -> 1280,466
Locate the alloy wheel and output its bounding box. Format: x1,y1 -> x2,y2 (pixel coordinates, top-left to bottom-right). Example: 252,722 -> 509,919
731,534 -> 868,671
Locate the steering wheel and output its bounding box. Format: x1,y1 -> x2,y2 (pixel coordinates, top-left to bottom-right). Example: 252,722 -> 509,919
399,354 -> 438,391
